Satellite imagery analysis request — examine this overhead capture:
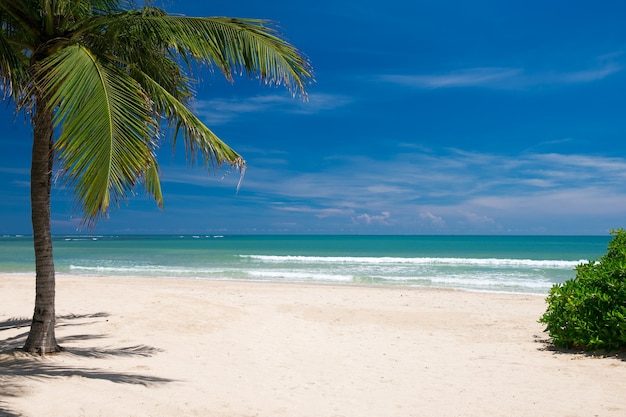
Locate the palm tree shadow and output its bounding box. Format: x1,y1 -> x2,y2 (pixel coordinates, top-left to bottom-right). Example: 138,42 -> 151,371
0,385 -> 21,417
0,354 -> 172,385
0,313 -> 173,416
0,317 -> 31,332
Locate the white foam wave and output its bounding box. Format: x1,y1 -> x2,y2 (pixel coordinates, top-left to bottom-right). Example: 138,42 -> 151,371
67,254 -> 578,295
429,275 -> 553,290
69,264 -> 221,275
246,270 -> 353,282
240,255 -> 585,269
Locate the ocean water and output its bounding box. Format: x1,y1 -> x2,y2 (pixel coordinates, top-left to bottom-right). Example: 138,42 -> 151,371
0,235 -> 611,294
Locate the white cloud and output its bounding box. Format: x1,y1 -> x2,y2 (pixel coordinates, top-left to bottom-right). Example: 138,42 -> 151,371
0,167 -> 29,175
419,211 -> 446,227
462,212 -> 498,226
276,205 -> 354,218
160,165 -> 243,188
381,60 -> 622,90
158,145 -> 626,233
233,149 -> 626,233
559,64 -> 622,83
294,93 -> 352,114
468,187 -> 626,217
12,180 -> 30,188
194,92 -> 351,125
381,67 -> 521,88
355,211 -> 391,225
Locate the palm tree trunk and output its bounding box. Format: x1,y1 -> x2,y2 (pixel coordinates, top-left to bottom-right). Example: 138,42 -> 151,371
23,94 -> 61,354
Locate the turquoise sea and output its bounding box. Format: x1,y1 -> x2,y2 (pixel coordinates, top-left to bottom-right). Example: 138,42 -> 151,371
0,235 -> 611,294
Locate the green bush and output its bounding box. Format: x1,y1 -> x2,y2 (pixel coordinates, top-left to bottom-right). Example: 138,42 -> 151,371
539,229 -> 626,351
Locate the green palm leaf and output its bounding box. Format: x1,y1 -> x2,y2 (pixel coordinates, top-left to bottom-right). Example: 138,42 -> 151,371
105,11 -> 313,97
0,5 -> 29,101
135,67 -> 245,170
0,30 -> 21,98
36,44 -> 160,222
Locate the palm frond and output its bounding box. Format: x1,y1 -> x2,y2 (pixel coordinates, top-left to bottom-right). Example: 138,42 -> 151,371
0,3 -> 31,102
198,17 -> 313,95
0,0 -> 41,39
0,27 -> 27,101
36,44 -> 160,222
135,67 -> 245,171
105,11 -> 313,97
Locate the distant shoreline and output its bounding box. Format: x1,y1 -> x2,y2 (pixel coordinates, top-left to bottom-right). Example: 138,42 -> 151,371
0,235 -> 606,294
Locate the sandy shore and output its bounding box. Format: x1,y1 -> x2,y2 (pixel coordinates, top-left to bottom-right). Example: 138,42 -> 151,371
1,274 -> 625,417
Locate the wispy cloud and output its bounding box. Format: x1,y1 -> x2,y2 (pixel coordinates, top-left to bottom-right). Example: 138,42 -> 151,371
559,63 -> 622,83
276,205 -> 354,218
218,149 -> 626,233
381,67 -> 521,88
381,59 -> 622,90
194,92 -> 351,125
419,211 -> 446,227
0,167 -> 29,175
159,165 -> 243,188
354,211 -> 391,225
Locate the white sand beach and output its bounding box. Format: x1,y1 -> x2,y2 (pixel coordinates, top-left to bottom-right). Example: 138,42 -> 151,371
1,273 -> 625,417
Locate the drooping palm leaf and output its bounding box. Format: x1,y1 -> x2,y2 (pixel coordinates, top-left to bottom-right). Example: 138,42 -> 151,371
143,163 -> 163,207
0,29 -> 23,99
134,67 -> 245,169
94,9 -> 313,180
0,0 -> 40,39
0,5 -> 30,101
36,44 -> 160,221
105,11 -> 313,97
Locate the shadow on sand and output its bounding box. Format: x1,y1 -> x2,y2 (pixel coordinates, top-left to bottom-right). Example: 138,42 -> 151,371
0,313 -> 172,417
534,335 -> 626,361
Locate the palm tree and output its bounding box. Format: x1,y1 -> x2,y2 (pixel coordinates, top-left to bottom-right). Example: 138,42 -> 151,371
0,0 -> 312,354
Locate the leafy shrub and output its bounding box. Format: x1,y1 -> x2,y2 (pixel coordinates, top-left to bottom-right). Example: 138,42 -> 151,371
539,229 -> 626,351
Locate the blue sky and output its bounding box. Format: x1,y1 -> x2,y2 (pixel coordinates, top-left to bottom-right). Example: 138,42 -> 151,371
2,0 -> 626,235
